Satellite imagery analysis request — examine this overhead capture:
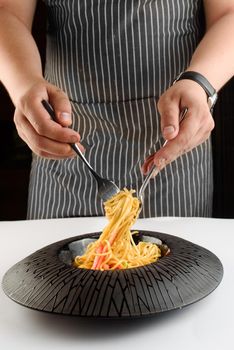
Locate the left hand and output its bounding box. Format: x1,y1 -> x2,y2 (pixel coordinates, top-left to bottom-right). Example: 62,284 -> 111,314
141,79 -> 215,175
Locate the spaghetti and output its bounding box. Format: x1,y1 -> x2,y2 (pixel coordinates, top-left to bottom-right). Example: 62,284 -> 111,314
73,188 -> 161,270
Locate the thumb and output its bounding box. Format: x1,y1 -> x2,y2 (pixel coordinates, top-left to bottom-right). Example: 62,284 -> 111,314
158,99 -> 180,141
47,86 -> 72,127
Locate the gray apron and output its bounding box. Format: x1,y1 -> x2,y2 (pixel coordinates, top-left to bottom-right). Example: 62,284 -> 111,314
27,0 -> 213,219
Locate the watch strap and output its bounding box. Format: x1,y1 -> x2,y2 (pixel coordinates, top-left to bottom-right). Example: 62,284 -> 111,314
174,71 -> 218,111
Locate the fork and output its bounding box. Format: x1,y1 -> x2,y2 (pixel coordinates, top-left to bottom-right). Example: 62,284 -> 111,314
42,100 -> 120,202
138,108 -> 188,204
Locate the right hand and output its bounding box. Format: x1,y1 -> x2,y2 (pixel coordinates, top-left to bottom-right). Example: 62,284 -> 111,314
13,78 -> 84,159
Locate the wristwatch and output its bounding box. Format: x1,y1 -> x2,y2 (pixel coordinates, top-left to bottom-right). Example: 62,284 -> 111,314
173,71 -> 218,112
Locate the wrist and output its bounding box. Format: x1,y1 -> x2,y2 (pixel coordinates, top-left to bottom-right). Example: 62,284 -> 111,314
173,71 -> 218,112
10,75 -> 45,106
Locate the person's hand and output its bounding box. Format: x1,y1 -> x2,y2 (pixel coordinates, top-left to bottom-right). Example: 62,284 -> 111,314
141,79 -> 215,175
13,78 -> 84,159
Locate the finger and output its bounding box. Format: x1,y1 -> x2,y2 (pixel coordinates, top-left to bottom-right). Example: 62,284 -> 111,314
157,97 -> 180,141
46,86 -> 73,127
22,97 -> 80,144
152,113 -> 209,170
142,110 -> 195,175
141,154 -> 155,175
16,127 -> 73,159
16,114 -> 85,158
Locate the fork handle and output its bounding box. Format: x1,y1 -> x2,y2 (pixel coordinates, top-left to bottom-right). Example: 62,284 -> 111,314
69,143 -> 99,179
41,100 -> 100,180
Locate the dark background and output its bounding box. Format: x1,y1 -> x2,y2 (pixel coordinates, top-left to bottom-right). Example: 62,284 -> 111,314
0,2 -> 234,220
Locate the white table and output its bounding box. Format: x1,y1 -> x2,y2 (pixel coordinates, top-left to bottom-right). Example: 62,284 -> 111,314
0,217 -> 233,350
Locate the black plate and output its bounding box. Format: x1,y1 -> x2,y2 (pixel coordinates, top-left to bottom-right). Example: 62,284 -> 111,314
2,231 -> 223,318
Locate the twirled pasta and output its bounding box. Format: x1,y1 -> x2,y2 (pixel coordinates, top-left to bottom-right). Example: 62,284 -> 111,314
74,188 -> 161,270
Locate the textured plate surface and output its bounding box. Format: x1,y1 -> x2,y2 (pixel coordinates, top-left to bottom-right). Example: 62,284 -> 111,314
2,231 -> 223,318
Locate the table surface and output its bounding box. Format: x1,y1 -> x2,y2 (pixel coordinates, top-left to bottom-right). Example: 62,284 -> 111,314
0,216 -> 233,350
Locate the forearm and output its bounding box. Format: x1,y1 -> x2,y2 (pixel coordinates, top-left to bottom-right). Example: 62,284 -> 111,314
0,8 -> 43,105
187,11 -> 234,91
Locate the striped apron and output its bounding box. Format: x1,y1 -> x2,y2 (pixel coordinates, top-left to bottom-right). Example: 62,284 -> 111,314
27,0 -> 213,219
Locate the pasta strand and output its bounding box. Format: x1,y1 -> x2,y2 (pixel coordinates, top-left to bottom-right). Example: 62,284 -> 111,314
73,189 -> 161,270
